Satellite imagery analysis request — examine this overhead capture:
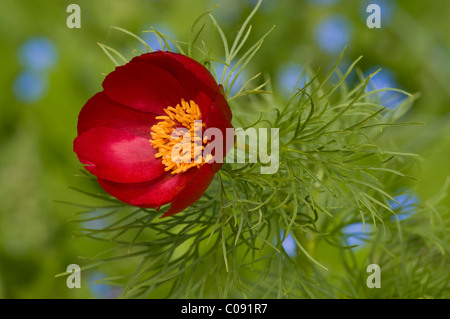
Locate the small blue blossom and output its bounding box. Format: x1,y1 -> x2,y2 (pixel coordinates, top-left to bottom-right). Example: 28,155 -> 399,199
89,271 -> 122,299
366,67 -> 405,109
277,63 -> 309,97
315,15 -> 352,55
18,37 -> 57,72
389,192 -> 419,221
13,71 -> 48,104
342,222 -> 372,248
280,231 -> 297,257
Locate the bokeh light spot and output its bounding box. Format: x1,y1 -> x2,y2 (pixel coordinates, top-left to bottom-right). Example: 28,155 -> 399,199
390,191 -> 419,221
280,231 -> 297,257
366,67 -> 406,109
342,222 -> 372,248
277,63 -> 309,97
13,71 -> 48,104
18,37 -> 58,72
315,15 -> 352,54
89,271 -> 122,299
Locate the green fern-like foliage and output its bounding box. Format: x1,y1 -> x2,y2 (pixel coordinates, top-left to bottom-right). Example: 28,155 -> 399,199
58,0 -> 450,298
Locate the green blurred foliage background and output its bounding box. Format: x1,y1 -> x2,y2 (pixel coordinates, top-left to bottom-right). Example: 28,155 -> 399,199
0,0 -> 449,298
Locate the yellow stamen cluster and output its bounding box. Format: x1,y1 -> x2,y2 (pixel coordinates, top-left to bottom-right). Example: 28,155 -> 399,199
150,99 -> 211,174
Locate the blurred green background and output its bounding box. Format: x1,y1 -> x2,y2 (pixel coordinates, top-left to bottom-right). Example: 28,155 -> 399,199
0,0 -> 449,298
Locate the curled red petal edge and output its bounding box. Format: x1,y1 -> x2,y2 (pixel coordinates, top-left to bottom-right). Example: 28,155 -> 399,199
102,61 -> 187,114
131,51 -> 220,97
161,163 -> 218,218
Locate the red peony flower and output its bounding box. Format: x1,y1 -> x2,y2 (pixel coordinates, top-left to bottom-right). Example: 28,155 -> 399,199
73,51 -> 233,217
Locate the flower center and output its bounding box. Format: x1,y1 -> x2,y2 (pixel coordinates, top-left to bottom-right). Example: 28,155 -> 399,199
150,99 -> 211,174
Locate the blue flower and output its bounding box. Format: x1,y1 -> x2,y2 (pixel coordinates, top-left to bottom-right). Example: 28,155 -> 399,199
13,71 -> 48,104
18,37 -> 57,72
277,63 -> 309,97
365,67 -> 405,109
315,15 -> 352,54
389,192 -> 419,221
279,231 -> 297,257
341,222 -> 372,249
89,271 -> 122,299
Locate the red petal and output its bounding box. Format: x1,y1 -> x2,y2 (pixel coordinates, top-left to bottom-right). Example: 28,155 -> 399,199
160,52 -> 219,93
97,164 -> 216,216
132,51 -> 221,113
194,90 -> 213,120
102,62 -> 186,114
77,92 -> 158,139
211,87 -> 232,122
204,95 -> 234,159
97,168 -> 197,208
74,127 -> 166,183
162,164 -> 217,217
